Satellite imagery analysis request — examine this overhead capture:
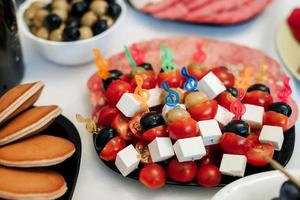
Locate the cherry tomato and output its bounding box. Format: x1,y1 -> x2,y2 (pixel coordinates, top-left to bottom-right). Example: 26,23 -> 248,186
187,64 -> 208,80
157,70 -> 183,88
216,92 -> 236,111
139,164 -> 167,189
220,132 -> 247,155
263,111 -> 289,131
199,145 -> 222,167
167,158 -> 197,182
211,66 -> 235,88
105,80 -> 133,105
244,134 -> 260,152
120,73 -> 131,82
142,125 -> 167,142
128,112 -> 145,139
196,165 -> 222,187
130,71 -> 157,89
135,141 -> 153,164
243,91 -> 273,110
95,105 -> 120,126
111,113 -> 133,141
99,136 -> 126,161
168,117 -> 199,140
188,100 -> 218,121
246,143 -> 275,166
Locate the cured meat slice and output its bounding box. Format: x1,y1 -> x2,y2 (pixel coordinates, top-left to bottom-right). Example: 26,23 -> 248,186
152,3 -> 189,20
88,37 -> 298,128
142,0 -> 179,13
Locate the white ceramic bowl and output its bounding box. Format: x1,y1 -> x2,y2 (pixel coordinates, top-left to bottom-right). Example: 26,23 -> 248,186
17,0 -> 126,65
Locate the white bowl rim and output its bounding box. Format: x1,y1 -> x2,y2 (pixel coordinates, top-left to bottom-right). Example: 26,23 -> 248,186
18,0 -> 126,46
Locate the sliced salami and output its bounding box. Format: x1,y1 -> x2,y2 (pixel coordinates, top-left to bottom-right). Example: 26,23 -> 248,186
87,37 -> 298,129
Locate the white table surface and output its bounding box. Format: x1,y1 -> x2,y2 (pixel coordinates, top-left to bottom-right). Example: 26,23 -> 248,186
20,1 -> 300,199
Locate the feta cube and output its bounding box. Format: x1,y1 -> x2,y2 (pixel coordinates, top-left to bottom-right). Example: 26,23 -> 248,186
148,137 -> 174,162
241,104 -> 264,128
173,136 -> 206,162
259,125 -> 284,151
197,119 -> 222,146
220,154 -> 247,177
116,93 -> 145,117
147,88 -> 163,108
162,104 -> 186,119
198,72 -> 226,99
214,105 -> 235,127
115,145 -> 140,176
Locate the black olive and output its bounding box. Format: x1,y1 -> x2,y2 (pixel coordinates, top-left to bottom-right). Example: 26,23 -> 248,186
63,27 -> 80,41
226,87 -> 238,97
139,63 -> 153,71
44,14 -> 62,30
71,2 -> 88,17
92,20 -> 108,35
83,0 -> 92,5
140,111 -> 165,130
94,127 -> 117,152
109,69 -> 123,78
107,3 -> 121,19
268,102 -> 292,117
223,120 -> 250,137
66,16 -> 81,28
247,83 -> 270,94
45,3 -> 52,11
280,180 -> 300,200
103,77 -> 120,90
106,0 -> 116,4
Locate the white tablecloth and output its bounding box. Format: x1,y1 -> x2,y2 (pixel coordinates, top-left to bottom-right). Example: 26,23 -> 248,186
21,1 -> 300,199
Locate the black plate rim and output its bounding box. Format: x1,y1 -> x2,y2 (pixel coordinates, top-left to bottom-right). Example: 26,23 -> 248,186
93,126 -> 295,187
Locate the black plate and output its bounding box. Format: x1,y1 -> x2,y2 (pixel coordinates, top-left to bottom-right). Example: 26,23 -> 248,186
94,126 -> 295,187
44,115 -> 81,199
125,0 -> 262,27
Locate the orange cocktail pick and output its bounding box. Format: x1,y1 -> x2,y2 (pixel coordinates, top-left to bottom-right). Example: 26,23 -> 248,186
235,66 -> 253,89
134,75 -> 150,112
93,48 -> 110,79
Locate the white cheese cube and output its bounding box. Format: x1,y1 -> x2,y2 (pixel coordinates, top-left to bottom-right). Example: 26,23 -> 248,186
241,104 -> 264,128
214,105 -> 235,127
259,125 -> 284,151
197,119 -> 222,146
198,72 -> 226,99
116,93 -> 144,117
148,137 -> 174,162
130,0 -> 162,9
147,88 -> 163,108
220,154 -> 247,177
162,104 -> 186,119
115,145 -> 140,176
173,136 -> 206,162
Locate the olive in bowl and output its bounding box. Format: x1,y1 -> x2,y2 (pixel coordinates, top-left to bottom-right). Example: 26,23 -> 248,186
18,0 -> 126,65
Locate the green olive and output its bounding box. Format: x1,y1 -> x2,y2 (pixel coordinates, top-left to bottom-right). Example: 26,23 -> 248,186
35,27 -> 49,40
165,108 -> 191,124
33,9 -> 49,27
52,1 -> 69,11
30,26 -> 38,35
101,15 -> 114,27
24,7 -> 36,26
30,2 -> 47,10
184,92 -> 208,109
50,28 -> 63,41
79,26 -> 93,40
81,11 -> 98,27
160,88 -> 185,104
90,0 -> 108,16
52,8 -> 68,21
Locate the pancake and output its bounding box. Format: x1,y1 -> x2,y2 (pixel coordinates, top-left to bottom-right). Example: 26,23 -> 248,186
0,166 -> 67,200
0,106 -> 62,146
0,82 -> 44,125
0,135 -> 75,167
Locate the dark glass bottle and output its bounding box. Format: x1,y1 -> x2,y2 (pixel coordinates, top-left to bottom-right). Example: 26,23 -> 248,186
0,0 -> 24,96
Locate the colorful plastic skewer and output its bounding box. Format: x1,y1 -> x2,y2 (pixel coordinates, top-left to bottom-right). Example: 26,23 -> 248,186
161,45 -> 176,72
181,66 -> 198,92
93,48 -> 110,79
235,66 -> 253,89
255,64 -> 268,84
161,81 -> 179,108
278,76 -> 292,102
124,45 -> 137,68
230,88 -> 246,120
134,75 -> 150,112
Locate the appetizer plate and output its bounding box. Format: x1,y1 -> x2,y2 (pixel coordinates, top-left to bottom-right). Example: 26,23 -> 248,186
46,115 -> 82,200
212,169 -> 300,200
93,127 -> 295,187
276,21 -> 300,82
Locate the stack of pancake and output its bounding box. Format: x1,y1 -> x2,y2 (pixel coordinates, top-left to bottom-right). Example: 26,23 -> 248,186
0,82 -> 76,200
